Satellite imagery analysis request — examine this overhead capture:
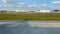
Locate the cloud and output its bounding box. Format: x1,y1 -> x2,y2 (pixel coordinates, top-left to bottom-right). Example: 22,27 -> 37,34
3,0 -> 8,3
0,5 -> 2,7
32,5 -> 37,7
17,6 -> 22,8
2,0 -> 16,3
28,5 -> 33,8
52,1 -> 60,4
38,4 -> 47,7
28,5 -> 37,8
4,5 -> 8,7
20,2 -> 25,5
41,4 -> 47,6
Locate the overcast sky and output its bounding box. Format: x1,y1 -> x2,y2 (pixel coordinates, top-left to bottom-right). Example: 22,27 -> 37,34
0,0 -> 60,10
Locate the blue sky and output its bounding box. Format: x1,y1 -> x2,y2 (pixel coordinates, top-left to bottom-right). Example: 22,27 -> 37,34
0,0 -> 60,10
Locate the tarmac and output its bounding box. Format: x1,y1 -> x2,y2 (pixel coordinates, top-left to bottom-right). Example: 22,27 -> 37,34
0,20 -> 60,34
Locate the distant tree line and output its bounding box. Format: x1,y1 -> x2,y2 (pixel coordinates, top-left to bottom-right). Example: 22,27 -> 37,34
53,10 -> 60,12
0,10 -> 7,12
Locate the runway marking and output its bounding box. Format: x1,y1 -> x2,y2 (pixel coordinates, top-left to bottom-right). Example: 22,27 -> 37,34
28,23 -> 60,27
0,21 -> 60,27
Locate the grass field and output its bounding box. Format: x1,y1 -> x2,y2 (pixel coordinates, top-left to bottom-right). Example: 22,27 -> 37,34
0,13 -> 60,20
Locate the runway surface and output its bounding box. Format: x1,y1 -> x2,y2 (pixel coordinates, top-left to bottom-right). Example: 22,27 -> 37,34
0,20 -> 60,34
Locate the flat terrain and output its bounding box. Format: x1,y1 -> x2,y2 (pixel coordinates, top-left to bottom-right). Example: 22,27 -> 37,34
0,20 -> 60,27
0,20 -> 60,34
0,13 -> 60,20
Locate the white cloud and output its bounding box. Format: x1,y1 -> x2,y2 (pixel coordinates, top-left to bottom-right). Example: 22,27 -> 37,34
28,5 -> 33,8
41,4 -> 47,6
0,5 -> 2,7
28,5 -> 37,8
20,2 -> 25,5
3,0 -> 15,3
38,4 -> 47,7
32,5 -> 37,7
3,0 -> 8,3
52,1 -> 60,4
17,6 -> 22,8
4,5 -> 8,7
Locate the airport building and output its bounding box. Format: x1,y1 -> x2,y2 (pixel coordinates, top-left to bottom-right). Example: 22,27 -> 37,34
1,10 -> 60,13
39,10 -> 51,13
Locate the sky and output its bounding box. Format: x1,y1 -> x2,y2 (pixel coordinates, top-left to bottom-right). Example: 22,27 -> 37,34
0,0 -> 60,10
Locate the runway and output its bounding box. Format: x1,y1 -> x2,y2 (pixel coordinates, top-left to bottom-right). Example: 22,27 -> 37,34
0,20 -> 60,27
0,20 -> 60,34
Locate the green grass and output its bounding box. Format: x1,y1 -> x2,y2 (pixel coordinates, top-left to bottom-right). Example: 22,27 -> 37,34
0,13 -> 60,20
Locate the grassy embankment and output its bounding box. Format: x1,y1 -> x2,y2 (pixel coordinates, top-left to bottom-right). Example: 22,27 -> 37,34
0,13 -> 60,20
